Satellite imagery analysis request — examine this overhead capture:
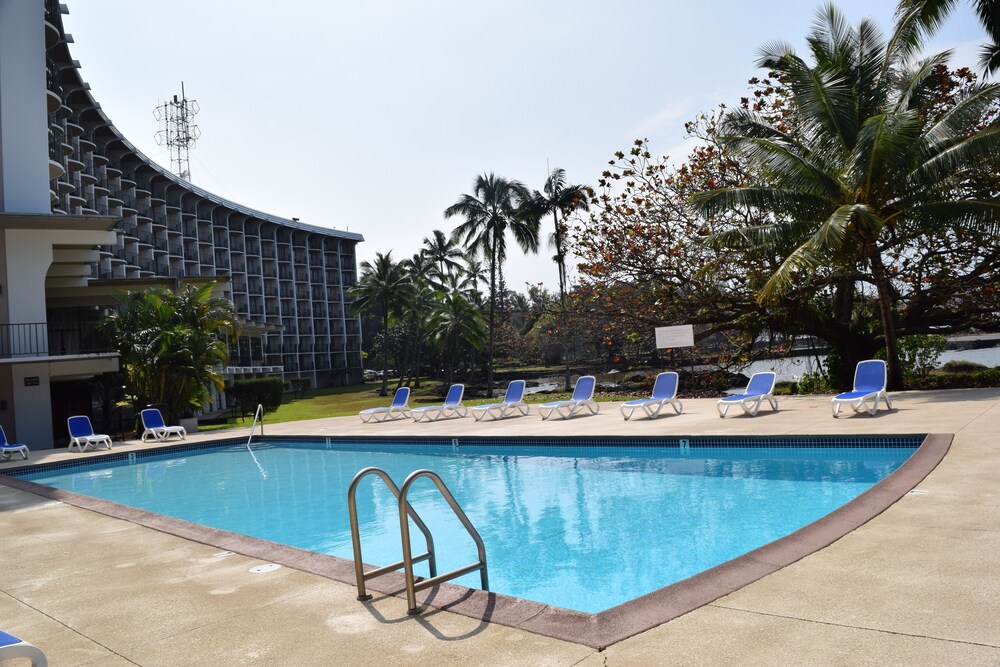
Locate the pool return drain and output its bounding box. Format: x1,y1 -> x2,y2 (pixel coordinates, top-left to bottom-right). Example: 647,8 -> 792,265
249,563 -> 281,574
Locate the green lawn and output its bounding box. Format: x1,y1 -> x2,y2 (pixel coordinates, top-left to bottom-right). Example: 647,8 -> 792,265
197,379 -> 639,432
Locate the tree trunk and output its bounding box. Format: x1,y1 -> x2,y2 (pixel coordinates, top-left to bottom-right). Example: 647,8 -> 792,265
413,327 -> 423,389
379,302 -> 389,396
486,234 -> 497,399
868,243 -> 904,391
553,211 -> 572,392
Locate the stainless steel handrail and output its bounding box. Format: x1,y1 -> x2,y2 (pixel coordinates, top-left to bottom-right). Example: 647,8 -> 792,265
398,469 -> 489,615
347,467 -> 438,601
245,404 -> 266,479
247,403 -> 265,442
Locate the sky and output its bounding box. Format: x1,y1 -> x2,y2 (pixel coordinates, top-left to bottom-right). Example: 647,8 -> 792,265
62,1 -> 985,293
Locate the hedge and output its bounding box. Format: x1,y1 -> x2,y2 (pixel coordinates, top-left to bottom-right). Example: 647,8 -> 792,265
230,377 -> 284,413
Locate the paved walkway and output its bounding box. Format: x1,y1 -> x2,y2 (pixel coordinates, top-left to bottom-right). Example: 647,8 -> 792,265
2,389 -> 999,665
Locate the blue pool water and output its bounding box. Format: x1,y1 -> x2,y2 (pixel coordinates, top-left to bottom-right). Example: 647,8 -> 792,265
14,438 -> 917,613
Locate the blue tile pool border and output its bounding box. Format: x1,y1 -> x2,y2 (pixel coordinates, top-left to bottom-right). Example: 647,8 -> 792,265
0,432 -> 952,649
0,433 -> 926,479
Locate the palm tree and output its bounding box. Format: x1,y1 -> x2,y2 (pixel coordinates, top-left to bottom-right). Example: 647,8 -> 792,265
533,168 -> 590,390
105,282 -> 238,422
400,252 -> 437,388
446,173 -> 540,396
166,283 -> 238,417
422,229 -> 465,284
692,3 -> 1000,390
431,287 -> 486,386
350,252 -> 412,395
898,0 -> 1000,74
461,253 -> 489,300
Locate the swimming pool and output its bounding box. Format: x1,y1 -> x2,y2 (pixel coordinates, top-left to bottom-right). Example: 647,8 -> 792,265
9,436 -> 920,614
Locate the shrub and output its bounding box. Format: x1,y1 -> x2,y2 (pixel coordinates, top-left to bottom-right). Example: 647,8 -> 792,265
796,372 -> 833,394
230,377 -> 284,414
905,368 -> 1000,389
775,381 -> 797,396
940,360 -> 988,374
897,335 -> 947,378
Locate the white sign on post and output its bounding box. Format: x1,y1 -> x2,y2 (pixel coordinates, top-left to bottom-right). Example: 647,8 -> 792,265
654,324 -> 694,349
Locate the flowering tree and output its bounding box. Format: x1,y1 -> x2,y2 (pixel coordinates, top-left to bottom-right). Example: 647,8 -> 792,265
573,60 -> 1000,388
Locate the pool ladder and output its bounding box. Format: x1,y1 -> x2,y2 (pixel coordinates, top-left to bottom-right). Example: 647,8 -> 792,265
347,467 -> 489,615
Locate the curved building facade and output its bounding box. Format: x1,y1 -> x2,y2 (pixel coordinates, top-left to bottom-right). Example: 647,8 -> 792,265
0,1 -> 364,448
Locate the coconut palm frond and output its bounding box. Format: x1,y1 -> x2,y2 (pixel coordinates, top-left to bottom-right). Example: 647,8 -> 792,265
914,123 -> 1000,185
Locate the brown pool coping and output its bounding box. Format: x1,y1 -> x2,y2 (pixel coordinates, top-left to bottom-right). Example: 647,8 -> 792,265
0,433 -> 951,650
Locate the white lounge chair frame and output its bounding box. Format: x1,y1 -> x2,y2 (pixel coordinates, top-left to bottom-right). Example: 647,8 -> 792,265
717,372 -> 778,417
620,372 -> 683,420
0,630 -> 47,667
0,425 -> 28,460
139,408 -> 187,442
359,387 -> 412,423
67,416 -> 113,451
539,375 -> 599,420
472,380 -> 530,421
411,384 -> 468,422
831,359 -> 894,417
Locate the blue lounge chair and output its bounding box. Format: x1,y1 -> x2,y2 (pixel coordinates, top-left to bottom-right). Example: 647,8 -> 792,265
411,384 -> 467,422
67,415 -> 113,452
359,387 -> 412,423
472,380 -> 529,421
0,629 -> 47,666
717,372 -> 778,417
0,425 -> 29,460
831,359 -> 893,417
140,408 -> 187,442
620,372 -> 683,420
539,375 -> 599,420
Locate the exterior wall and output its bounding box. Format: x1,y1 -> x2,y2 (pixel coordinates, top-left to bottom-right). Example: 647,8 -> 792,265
0,0 -> 50,213
11,362 -> 52,448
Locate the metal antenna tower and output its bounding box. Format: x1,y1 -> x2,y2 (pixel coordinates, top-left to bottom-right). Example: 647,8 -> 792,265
154,82 -> 200,181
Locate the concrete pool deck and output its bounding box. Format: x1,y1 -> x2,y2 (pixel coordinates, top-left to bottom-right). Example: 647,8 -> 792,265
2,389 -> 999,665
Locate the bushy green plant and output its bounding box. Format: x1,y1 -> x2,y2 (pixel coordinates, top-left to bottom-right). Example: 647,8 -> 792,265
940,360 -> 988,374
231,378 -> 284,414
796,372 -> 833,394
897,335 -> 947,378
905,368 -> 1000,389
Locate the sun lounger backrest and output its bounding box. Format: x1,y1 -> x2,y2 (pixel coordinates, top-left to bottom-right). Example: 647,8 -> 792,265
853,360 -> 886,392
391,386 -> 411,407
572,376 -> 596,401
0,425 -> 7,446
651,372 -> 678,400
141,409 -> 165,430
504,380 -> 525,403
444,384 -> 464,405
745,372 -> 776,396
67,415 -> 94,438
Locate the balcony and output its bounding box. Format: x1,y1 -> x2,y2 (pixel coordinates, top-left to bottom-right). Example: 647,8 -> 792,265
0,322 -> 113,359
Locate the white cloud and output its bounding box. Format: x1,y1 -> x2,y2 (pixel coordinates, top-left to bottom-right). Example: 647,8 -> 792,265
628,102 -> 694,141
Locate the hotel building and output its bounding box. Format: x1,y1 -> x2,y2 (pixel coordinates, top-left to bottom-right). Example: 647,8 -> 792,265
0,1 -> 364,448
